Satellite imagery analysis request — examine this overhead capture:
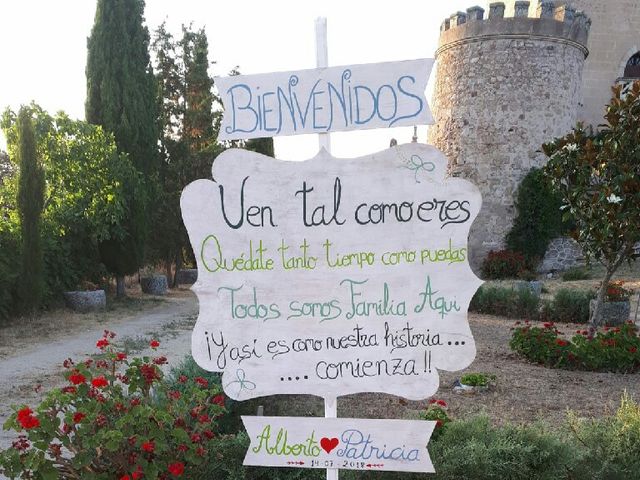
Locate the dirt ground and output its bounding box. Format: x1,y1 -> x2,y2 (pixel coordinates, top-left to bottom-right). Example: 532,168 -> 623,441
0,283 -> 638,453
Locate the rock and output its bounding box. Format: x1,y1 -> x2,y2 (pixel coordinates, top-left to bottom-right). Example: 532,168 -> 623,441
176,269 -> 198,285
63,290 -> 107,313
141,275 -> 168,295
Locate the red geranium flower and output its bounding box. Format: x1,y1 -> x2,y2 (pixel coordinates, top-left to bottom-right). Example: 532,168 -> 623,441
73,412 -> 86,424
436,399 -> 447,407
153,356 -> 168,365
211,394 -> 225,406
141,441 -> 155,453
96,338 -> 109,349
555,339 -> 569,347
16,407 -> 40,430
195,377 -> 208,387
150,339 -> 160,349
168,462 -> 185,476
91,376 -> 108,388
116,352 -> 127,361
68,372 -> 86,385
17,407 -> 32,420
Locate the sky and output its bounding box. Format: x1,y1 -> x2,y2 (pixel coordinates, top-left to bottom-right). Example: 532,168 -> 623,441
0,0 -> 476,160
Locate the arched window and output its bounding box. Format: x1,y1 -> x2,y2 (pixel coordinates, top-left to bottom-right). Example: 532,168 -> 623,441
623,52 -> 640,78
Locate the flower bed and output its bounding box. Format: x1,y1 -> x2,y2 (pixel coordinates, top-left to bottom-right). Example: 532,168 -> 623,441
0,331 -> 226,479
510,321 -> 640,373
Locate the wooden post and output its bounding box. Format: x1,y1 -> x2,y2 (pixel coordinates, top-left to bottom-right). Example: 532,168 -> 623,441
316,16 -> 338,480
316,17 -> 331,154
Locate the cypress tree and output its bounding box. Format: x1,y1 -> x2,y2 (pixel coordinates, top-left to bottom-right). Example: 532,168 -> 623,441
16,108 -> 45,313
85,0 -> 158,296
182,26 -> 215,157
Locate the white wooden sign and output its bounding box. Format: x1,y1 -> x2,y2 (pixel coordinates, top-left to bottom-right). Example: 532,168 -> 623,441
216,59 -> 433,140
181,143 -> 482,401
242,416 -> 436,473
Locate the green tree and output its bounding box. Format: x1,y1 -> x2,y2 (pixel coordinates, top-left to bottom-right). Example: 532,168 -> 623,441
150,23 -> 222,285
86,0 -> 158,296
182,26 -> 215,157
2,104 -> 142,302
543,82 -> 640,325
15,108 -> 45,313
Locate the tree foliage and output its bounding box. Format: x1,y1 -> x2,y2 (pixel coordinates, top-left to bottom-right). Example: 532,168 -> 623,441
506,168 -> 571,267
86,0 -> 158,292
150,23 -> 223,282
543,82 -> 640,325
86,0 -> 158,176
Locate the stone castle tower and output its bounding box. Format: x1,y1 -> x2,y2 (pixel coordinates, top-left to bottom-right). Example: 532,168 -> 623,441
427,1 -> 592,270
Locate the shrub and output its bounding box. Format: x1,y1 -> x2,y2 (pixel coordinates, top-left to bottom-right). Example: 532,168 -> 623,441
420,399 -> 451,440
0,332 -> 227,479
510,321 -> 640,372
604,280 -> 633,301
166,355 -> 243,435
481,250 -> 527,279
470,285 -> 540,320
430,415 -> 579,480
543,288 -> 594,323
459,372 -> 495,387
506,167 -> 572,268
561,267 -> 591,281
567,393 -> 640,479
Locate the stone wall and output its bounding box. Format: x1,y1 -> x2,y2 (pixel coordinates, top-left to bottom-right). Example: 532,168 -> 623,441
427,2 -> 590,271
538,236 -> 585,273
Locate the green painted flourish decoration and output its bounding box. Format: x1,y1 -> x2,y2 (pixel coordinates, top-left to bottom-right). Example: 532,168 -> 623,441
225,368 -> 257,397
403,154 -> 436,183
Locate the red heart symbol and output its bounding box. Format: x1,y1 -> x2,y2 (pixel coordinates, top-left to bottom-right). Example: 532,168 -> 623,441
320,437 -> 339,454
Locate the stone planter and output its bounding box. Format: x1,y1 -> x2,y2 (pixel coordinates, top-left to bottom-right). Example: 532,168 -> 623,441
63,290 -> 106,313
141,275 -> 168,296
176,269 -> 198,285
515,280 -> 542,297
589,299 -> 630,326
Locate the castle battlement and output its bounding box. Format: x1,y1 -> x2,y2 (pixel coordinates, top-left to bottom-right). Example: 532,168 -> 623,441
438,1 -> 590,56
